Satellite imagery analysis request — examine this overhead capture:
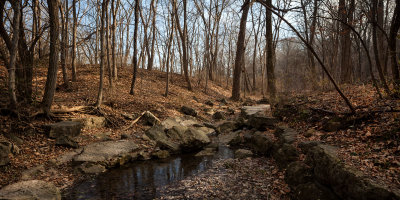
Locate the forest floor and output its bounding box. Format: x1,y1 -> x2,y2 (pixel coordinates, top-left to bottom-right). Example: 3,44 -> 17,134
0,65 -> 399,198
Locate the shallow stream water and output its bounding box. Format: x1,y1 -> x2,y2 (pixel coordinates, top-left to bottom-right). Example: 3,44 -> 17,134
63,145 -> 233,199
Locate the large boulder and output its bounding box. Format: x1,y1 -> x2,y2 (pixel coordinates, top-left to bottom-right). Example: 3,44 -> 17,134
145,124 -> 211,153
180,127 -> 211,151
275,126 -> 298,144
234,131 -> 273,155
0,180 -> 61,200
46,121 -> 82,139
0,142 -> 11,166
147,125 -> 180,152
306,144 -> 400,200
73,140 -> 139,167
246,113 -> 277,130
180,106 -> 198,117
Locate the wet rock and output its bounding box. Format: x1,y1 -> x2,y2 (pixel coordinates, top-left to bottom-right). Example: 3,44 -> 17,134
73,140 -> 139,167
56,135 -> 79,148
243,132 -> 273,155
21,165 -> 45,180
234,149 -> 253,159
273,143 -> 299,167
147,125 -> 180,152
151,150 -> 170,159
137,151 -> 151,160
77,163 -> 106,174
285,161 -> 313,186
217,121 -> 238,134
205,100 -> 214,106
195,148 -> 216,157
71,116 -> 106,129
180,106 -> 198,117
0,180 -> 61,200
46,121 -> 82,139
0,142 -> 11,166
294,182 -> 339,200
213,111 -> 225,120
180,127 -> 211,152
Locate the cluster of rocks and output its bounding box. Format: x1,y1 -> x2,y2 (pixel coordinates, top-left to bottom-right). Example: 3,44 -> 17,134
223,104 -> 400,200
145,115 -> 214,154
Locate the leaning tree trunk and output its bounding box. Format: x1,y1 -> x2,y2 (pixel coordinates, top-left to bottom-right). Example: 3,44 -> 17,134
231,0 -> 250,101
42,0 -> 60,115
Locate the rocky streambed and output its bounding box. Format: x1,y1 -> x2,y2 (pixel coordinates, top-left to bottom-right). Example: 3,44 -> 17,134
1,103 -> 399,200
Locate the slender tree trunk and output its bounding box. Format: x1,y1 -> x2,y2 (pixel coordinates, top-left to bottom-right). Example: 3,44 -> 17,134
95,0 -> 109,107
60,0 -> 70,89
106,3 -> 113,92
231,0 -> 250,101
129,0 -> 139,95
148,0 -> 158,71
173,0 -> 192,91
42,0 -> 60,115
165,12 -> 174,97
71,0 -> 78,81
111,0 -> 119,80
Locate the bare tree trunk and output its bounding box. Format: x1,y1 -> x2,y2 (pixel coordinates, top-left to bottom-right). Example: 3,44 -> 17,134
148,0 -> 158,71
339,0 -> 354,83
7,1 -> 21,108
71,0 -> 78,81
173,0 -> 192,91
42,0 -> 60,115
60,0 -> 70,89
372,0 -> 391,95
129,0 -> 139,95
106,2 -> 114,92
165,11 -> 174,97
265,0 -> 276,99
231,0 -> 250,101
389,0 -> 400,89
111,0 -> 120,80
95,0 -> 109,107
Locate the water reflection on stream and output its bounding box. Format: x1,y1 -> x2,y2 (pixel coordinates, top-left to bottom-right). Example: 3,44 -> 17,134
63,146 -> 233,199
